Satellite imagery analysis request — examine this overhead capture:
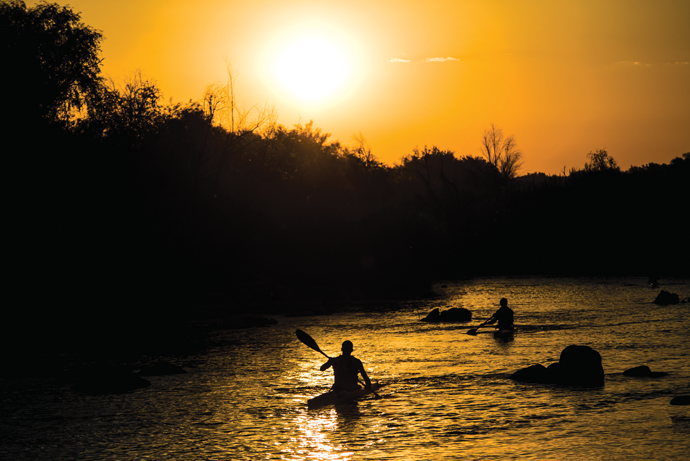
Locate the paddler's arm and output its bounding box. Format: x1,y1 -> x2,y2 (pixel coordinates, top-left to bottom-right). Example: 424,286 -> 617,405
320,358 -> 333,371
359,363 -> 372,389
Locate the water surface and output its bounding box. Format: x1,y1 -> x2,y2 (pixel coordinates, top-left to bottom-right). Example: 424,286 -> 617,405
2,277 -> 689,459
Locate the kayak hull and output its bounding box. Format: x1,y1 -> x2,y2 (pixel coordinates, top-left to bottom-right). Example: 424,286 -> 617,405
307,383 -> 383,408
494,328 -> 516,339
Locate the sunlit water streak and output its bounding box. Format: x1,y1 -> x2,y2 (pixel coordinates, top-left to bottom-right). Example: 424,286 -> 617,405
2,277 -> 689,460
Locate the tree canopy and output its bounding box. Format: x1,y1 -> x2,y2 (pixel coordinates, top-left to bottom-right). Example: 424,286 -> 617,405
584,148 -> 619,172
0,0 -> 103,131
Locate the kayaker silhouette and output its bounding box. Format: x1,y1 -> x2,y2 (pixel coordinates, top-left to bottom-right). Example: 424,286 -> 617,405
320,340 -> 372,392
486,298 -> 514,331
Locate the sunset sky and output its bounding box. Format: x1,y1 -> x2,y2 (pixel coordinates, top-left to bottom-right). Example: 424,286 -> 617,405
44,0 -> 689,174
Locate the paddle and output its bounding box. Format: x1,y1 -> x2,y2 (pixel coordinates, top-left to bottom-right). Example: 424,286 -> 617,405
467,318 -> 493,335
295,329 -> 380,399
296,329 -> 330,359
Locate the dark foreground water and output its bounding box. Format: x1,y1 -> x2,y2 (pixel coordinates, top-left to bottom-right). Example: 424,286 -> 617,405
2,277 -> 689,460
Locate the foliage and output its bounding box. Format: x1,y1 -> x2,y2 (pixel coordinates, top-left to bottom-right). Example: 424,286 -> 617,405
584,148 -> 619,172
0,0 -> 103,129
75,72 -> 175,146
400,146 -> 498,222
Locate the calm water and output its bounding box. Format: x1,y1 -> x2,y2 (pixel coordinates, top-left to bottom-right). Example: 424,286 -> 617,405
2,277 -> 690,460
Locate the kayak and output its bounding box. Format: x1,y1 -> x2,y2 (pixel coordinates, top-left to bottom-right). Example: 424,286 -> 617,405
307,383 -> 384,409
494,328 -> 516,339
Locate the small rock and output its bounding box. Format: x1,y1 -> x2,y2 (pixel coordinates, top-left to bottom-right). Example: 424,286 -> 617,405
510,364 -> 548,383
422,308 -> 441,322
654,290 -> 680,305
623,365 -> 668,378
421,307 -> 472,322
670,396 -> 690,406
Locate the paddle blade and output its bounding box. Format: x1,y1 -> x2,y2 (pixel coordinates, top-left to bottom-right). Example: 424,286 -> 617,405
296,329 -> 329,358
467,318 -> 491,335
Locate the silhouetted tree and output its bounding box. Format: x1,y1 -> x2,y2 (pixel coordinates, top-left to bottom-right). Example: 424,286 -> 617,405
480,123 -> 524,178
401,146 -> 462,216
400,147 -> 501,241
1,0 -> 103,131
202,59 -> 277,135
672,152 -> 690,166
350,132 -> 383,170
584,148 -> 619,171
77,72 -> 169,146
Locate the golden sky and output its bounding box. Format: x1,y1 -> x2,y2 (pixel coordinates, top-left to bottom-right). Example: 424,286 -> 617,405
45,0 -> 689,174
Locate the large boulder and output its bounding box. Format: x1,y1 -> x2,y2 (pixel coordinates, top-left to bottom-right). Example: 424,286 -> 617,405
654,290 -> 680,305
557,345 -> 605,385
421,307 -> 472,322
71,365 -> 151,394
510,345 -> 604,386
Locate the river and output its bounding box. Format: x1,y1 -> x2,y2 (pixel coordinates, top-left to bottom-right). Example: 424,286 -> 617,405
2,276 -> 689,460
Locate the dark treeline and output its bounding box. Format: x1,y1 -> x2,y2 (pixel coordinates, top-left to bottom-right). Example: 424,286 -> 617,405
2,1 -> 688,352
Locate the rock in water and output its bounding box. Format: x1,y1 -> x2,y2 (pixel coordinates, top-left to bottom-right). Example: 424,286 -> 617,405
624,365 -> 652,376
557,345 -> 605,386
439,307 -> 472,321
670,396 -> 690,406
422,308 -> 441,322
654,290 -> 680,305
510,345 -> 604,386
623,365 -> 668,378
509,364 -> 548,383
421,307 -> 472,322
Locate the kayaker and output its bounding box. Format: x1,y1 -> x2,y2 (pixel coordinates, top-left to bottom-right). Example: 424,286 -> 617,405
487,298 -> 514,331
320,340 -> 372,392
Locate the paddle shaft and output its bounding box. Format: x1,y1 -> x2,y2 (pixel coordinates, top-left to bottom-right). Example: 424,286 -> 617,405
295,329 -> 379,398
467,317 -> 493,335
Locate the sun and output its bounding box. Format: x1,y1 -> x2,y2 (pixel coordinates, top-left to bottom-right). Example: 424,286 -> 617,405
258,22 -> 367,109
274,37 -> 350,103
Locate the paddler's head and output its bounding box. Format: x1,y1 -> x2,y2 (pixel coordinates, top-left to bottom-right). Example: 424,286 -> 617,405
500,298 -> 508,307
341,340 -> 354,355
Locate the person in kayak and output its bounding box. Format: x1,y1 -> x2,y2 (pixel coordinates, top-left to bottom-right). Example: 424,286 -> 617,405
320,340 -> 372,392
486,298 -> 514,331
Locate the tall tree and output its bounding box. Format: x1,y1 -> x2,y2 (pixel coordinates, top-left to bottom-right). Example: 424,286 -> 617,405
0,0 -> 104,131
480,123 -> 524,179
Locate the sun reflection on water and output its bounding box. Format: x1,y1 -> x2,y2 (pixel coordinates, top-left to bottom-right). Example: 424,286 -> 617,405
290,409 -> 354,460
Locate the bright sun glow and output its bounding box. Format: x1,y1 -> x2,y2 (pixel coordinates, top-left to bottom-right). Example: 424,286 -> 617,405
274,37 -> 350,102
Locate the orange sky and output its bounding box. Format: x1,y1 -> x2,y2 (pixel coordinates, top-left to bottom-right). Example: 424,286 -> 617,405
41,0 -> 689,174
